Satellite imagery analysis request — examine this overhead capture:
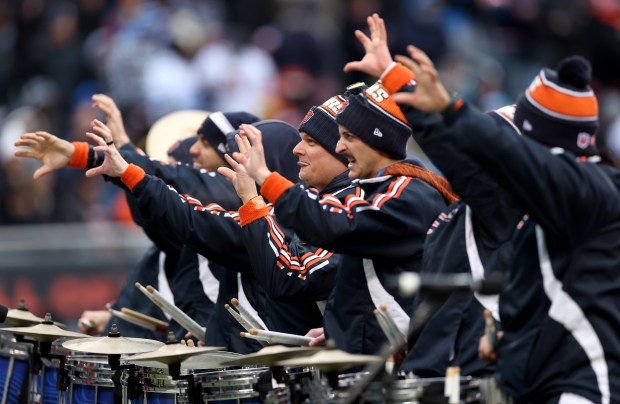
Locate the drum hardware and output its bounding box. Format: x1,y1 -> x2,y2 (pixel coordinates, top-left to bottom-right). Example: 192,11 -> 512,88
63,324 -> 165,403
125,332 -> 224,404
3,300 -> 66,328
2,313 -> 87,403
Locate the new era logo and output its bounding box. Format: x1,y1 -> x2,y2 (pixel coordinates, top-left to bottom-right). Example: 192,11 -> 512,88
522,119 -> 533,131
373,128 -> 383,137
217,143 -> 226,154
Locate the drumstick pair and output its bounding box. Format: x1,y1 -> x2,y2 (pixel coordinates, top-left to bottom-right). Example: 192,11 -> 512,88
226,298 -> 312,346
373,303 -> 405,348
135,282 -> 206,342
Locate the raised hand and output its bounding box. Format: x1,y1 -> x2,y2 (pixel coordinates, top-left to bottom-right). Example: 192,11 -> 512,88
85,119 -> 130,178
391,45 -> 451,113
91,94 -> 131,148
14,131 -> 74,179
235,124 -> 272,186
343,13 -> 394,78
217,147 -> 259,204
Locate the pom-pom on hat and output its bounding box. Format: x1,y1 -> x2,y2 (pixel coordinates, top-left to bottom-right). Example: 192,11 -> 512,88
299,95 -> 350,166
514,55 -> 599,156
336,81 -> 412,160
198,111 -> 260,159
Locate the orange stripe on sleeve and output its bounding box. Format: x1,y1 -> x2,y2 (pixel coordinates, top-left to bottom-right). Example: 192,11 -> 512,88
121,164 -> 146,191
381,62 -> 416,94
239,196 -> 271,227
68,142 -> 89,169
260,172 -> 295,204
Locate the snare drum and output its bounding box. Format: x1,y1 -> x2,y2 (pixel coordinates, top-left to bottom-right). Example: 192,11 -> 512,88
66,354 -> 117,404
178,367 -> 269,403
0,332 -> 31,404
337,373 -> 481,404
134,364 -> 180,403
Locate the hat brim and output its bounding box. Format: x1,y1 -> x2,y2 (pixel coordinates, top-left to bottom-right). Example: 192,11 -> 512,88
145,110 -> 210,161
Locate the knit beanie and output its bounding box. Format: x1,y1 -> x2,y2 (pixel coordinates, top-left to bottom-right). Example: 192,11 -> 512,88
198,111 -> 260,159
336,82 -> 412,160
514,55 -> 599,156
298,95 -> 350,166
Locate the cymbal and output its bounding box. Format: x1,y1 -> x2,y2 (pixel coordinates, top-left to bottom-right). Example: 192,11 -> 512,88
62,335 -> 165,355
124,343 -> 225,365
4,308 -> 65,328
128,351 -> 242,370
1,323 -> 88,342
222,345 -> 320,367
275,349 -> 382,372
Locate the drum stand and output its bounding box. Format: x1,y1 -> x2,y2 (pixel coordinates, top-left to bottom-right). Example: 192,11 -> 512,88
27,339 -> 69,404
107,354 -> 141,404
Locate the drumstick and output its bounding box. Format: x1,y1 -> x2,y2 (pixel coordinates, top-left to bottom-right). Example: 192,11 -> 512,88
484,310 -> 497,350
379,304 -> 405,341
120,308 -> 168,333
225,304 -> 267,346
109,308 -> 163,332
134,282 -> 206,341
249,329 -> 313,346
373,309 -> 400,347
231,298 -> 265,331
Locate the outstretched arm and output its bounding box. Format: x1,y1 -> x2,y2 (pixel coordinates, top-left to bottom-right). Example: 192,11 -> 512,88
14,132 -> 75,179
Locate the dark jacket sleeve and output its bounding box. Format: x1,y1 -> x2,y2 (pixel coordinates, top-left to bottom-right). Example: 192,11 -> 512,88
242,213 -> 338,301
404,107 -> 522,243
130,174 -> 250,268
441,103 -> 620,245
269,178 -> 445,260
119,144 -> 241,211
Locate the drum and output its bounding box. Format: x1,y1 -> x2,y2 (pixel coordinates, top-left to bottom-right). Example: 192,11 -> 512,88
66,355 -> 117,404
134,364 -> 180,403
177,367 -> 269,403
337,373 -> 482,403
0,332 -> 31,404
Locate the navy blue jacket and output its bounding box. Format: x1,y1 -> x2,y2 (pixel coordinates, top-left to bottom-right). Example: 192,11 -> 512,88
240,171 -> 355,303
435,102 -> 620,403
123,168 -> 324,339
259,161 -> 448,355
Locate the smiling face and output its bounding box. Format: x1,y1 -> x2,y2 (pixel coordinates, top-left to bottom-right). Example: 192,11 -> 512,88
293,132 -> 347,191
189,135 -> 227,171
336,125 -> 388,179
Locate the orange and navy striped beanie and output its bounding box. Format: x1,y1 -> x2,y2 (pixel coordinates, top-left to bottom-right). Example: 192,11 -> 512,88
514,55 -> 599,156
336,81 -> 412,160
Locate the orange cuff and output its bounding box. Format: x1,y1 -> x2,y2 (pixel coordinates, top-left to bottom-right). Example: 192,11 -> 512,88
68,142 -> 89,169
381,62 -> 416,94
238,196 -> 271,227
121,164 -> 145,191
260,172 -> 294,204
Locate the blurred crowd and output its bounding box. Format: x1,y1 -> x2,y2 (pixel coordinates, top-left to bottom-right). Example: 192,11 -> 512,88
2,0 -> 620,225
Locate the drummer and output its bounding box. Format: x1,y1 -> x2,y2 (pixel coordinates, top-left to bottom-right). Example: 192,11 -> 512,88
226,80 -> 455,356
14,102 -> 270,353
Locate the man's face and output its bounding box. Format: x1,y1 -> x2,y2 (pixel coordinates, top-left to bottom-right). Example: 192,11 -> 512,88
336,125 -> 384,179
293,132 -> 347,191
189,135 -> 226,171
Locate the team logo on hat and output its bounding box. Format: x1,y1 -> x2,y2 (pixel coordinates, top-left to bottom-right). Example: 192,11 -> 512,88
322,96 -> 347,116
301,110 -> 314,125
522,120 -> 533,132
576,132 -> 592,149
373,128 -> 383,137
